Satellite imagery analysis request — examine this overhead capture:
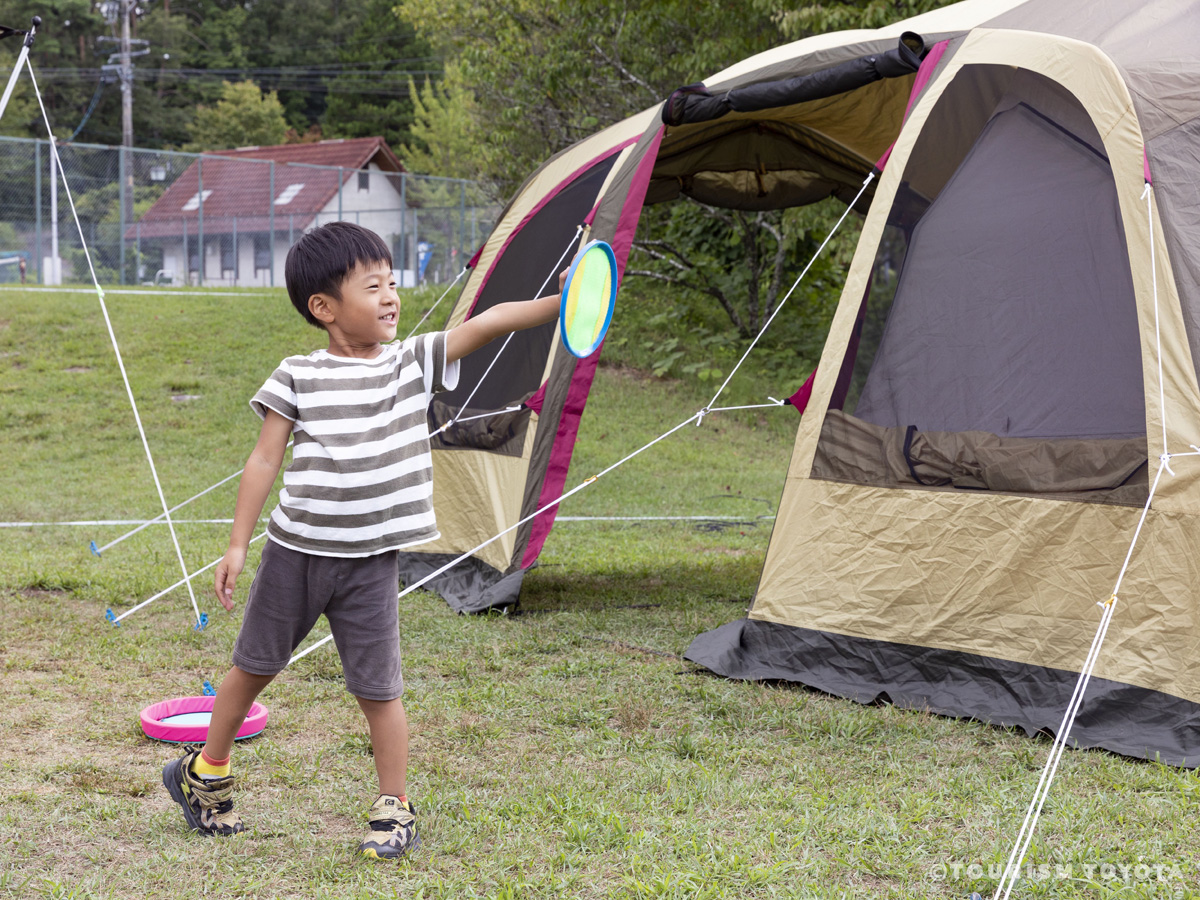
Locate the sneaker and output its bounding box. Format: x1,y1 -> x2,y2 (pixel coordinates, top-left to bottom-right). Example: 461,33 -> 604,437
161,745 -> 244,836
358,795 -> 420,859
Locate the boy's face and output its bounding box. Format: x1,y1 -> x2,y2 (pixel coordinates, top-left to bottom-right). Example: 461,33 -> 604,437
312,260 -> 399,350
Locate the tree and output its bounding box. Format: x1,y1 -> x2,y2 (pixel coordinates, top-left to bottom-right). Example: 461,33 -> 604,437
397,0 -> 780,197
320,0 -> 433,150
400,62 -> 487,181
183,79 -> 287,151
774,0 -> 958,39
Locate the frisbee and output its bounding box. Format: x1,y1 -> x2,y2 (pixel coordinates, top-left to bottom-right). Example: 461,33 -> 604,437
559,239 -> 617,358
140,695 -> 268,744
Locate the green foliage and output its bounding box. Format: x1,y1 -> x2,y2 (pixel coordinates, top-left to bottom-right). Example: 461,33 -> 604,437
0,0 -> 429,150
401,62 -> 488,182
631,197 -> 861,343
397,0 -> 780,197
319,0 -> 433,150
183,80 -> 288,152
775,0 -> 961,38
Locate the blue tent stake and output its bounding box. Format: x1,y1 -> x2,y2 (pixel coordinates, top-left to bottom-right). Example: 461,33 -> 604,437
202,681 -> 216,696
105,608 -> 121,627
193,611 -> 209,632
89,541 -> 101,557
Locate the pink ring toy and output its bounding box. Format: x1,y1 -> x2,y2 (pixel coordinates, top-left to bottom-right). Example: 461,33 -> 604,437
140,696 -> 268,743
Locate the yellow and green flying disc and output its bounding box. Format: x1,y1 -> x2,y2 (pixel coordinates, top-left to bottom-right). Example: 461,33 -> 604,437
559,240 -> 617,359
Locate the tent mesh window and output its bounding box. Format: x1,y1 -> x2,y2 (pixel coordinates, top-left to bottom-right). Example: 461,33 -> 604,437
818,66 -> 1147,505
429,156 -> 618,456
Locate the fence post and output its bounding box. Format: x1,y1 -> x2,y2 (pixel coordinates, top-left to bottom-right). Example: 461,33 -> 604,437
34,139 -> 41,284
136,221 -> 140,281
459,179 -> 466,269
182,216 -> 188,286
197,156 -> 204,286
50,141 -> 58,285
269,159 -> 275,287
118,146 -> 127,285
232,216 -> 238,286
338,167 -> 344,221
399,173 -> 406,284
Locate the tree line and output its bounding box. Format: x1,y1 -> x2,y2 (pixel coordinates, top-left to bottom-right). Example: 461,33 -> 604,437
0,0 -> 953,342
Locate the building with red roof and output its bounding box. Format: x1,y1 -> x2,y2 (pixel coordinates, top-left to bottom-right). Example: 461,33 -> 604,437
131,136 -> 412,287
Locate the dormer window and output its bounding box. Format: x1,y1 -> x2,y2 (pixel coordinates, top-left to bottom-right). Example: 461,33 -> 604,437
181,190 -> 213,211
274,183 -> 305,205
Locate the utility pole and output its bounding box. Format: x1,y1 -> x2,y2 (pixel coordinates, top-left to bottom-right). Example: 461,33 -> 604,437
99,2 -> 148,282
121,0 -> 133,149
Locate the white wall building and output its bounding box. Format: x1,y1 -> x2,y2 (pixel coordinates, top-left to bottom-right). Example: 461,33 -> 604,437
130,137 -> 419,288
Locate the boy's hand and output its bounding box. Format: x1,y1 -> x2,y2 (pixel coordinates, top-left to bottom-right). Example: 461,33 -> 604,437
559,269 -> 568,294
214,547 -> 247,611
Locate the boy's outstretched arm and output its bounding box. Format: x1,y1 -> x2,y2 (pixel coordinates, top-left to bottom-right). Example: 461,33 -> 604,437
444,272 -> 565,364
213,409 -> 292,611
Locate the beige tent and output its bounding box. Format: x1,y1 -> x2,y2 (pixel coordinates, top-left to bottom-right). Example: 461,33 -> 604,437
685,0 -> 1200,765
401,0 -> 1200,763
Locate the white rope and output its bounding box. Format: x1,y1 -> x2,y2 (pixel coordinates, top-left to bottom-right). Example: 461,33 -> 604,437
402,266 -> 468,341
289,408 -> 706,664
0,23 -> 34,121
993,182 -> 1174,900
93,468 -> 241,554
441,405 -> 523,427
705,398 -> 789,414
6,519 -> 241,528
436,226 -> 582,436
110,529 -> 270,623
702,170 -> 876,416
992,464 -> 1165,900
92,440 -> 292,555
26,59 -> 202,628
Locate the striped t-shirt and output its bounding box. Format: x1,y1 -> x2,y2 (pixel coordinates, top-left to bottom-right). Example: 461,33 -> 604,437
250,333 -> 460,558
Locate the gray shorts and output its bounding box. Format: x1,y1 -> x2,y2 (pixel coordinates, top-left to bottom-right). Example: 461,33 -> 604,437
232,539 -> 404,701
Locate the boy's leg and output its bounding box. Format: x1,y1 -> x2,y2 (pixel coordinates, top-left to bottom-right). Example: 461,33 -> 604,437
356,695 -> 419,859
204,666 -> 276,761
356,696 -> 409,797
161,666 -> 275,837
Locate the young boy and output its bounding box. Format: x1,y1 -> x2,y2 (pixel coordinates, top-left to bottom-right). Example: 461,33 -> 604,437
162,221 -> 561,858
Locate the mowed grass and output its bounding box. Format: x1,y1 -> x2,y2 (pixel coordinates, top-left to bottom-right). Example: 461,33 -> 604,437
1,285 -> 1198,900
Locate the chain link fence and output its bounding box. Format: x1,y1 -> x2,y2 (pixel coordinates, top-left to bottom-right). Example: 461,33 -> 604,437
0,135 -> 498,288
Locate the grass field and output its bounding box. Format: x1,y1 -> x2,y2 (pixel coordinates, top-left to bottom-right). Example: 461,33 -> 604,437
1,284 -> 1197,900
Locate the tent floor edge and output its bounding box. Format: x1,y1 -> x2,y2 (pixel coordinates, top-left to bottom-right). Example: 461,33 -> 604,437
685,617 -> 1200,768
397,552 -> 525,614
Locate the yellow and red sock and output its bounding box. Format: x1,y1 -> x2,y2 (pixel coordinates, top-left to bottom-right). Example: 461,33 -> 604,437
190,749 -> 231,781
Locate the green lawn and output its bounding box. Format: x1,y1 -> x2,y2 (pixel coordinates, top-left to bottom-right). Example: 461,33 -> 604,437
0,285 -> 1196,899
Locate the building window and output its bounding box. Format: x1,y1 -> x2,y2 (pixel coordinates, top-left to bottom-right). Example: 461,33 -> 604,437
358,170 -> 370,191
220,236 -> 236,273
254,234 -> 271,270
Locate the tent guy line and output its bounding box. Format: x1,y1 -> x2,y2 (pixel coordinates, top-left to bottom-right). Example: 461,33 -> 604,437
90,440 -> 294,557
701,171 -> 876,420
25,56 -> 203,630
990,179 -> 1184,900
434,225 -> 584,438
288,171 -> 867,661
401,266 -> 468,342
107,529 -> 270,625
288,409 -> 709,664
2,513 -> 777,528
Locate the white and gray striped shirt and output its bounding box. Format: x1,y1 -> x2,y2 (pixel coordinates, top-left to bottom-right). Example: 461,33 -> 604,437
250,332 -> 460,558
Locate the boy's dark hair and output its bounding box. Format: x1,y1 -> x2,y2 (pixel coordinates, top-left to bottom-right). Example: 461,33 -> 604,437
284,222 -> 394,327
